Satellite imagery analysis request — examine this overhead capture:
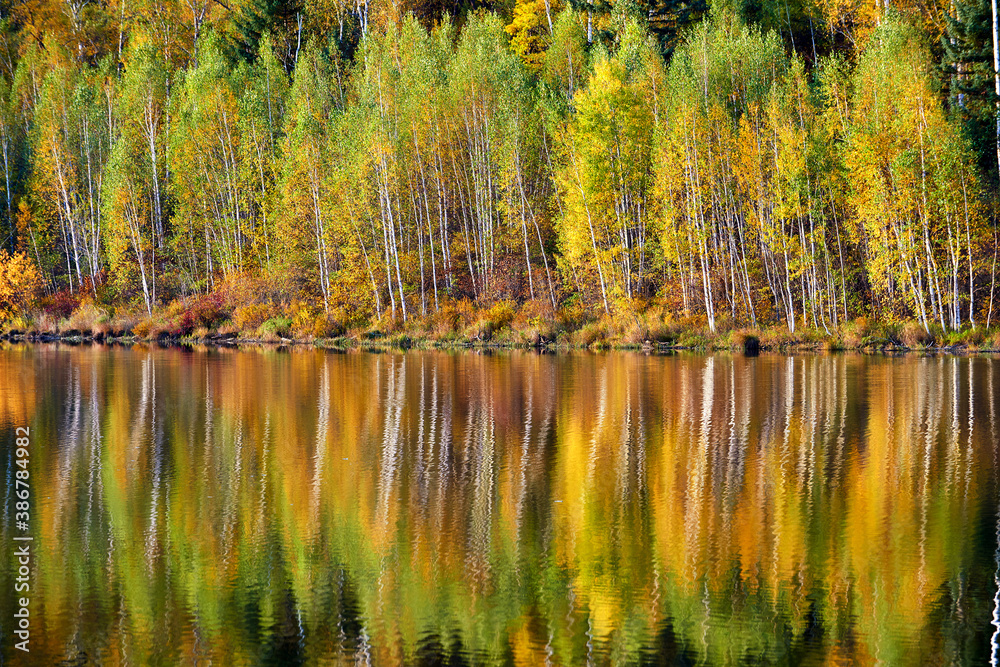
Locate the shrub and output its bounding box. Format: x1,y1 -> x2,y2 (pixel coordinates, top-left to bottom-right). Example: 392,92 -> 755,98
453,299 -> 477,329
512,300 -> 556,343
900,321 -> 933,348
462,300 -> 518,342
556,298 -> 589,333
258,317 -> 293,340
389,333 -> 413,348
926,321 -> 945,344
233,303 -> 275,332
110,312 -> 142,336
215,270 -> 288,310
528,317 -> 557,344
759,325 -> 796,348
839,317 -> 873,349
133,318 -> 155,339
823,337 -> 847,351
713,313 -> 736,334
677,330 -> 709,348
217,320 -> 239,336
4,314 -> 28,331
158,294 -> 227,335
466,300 -> 517,341
466,319 -> 495,341
28,311 -> 59,333
65,301 -> 109,332
618,309 -> 677,346
36,289 -> 80,322
647,320 -> 676,344
577,320 -> 607,347
0,250 -> 42,323
370,311 -> 403,335
181,292 -> 227,331
964,327 -> 985,348
874,321 -> 902,346
288,300 -> 316,337
619,316 -> 647,346
433,301 -> 461,336
945,326 -> 984,347
516,299 -> 555,325
312,314 -> 346,338
483,300 -> 517,330
516,325 -> 551,346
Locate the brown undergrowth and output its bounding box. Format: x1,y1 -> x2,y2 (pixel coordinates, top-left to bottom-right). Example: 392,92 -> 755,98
5,286 -> 1000,352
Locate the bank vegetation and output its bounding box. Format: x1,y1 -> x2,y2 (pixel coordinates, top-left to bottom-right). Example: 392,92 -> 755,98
0,0 -> 999,352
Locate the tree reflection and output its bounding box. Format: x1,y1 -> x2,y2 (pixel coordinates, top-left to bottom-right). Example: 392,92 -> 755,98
1,346 -> 998,665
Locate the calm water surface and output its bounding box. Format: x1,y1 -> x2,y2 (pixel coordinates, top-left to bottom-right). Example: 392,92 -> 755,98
1,346 -> 1000,665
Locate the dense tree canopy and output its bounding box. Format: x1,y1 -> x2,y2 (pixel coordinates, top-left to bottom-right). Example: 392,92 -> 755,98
0,0 -> 997,335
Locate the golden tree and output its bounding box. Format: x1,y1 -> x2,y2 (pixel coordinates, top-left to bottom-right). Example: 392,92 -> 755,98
0,249 -> 42,322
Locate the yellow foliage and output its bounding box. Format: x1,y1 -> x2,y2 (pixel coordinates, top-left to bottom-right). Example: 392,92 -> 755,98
506,0 -> 552,71
65,300 -> 108,331
312,313 -> 346,338
483,299 -> 517,329
818,0 -> 882,47
232,303 -> 276,332
0,249 -> 42,322
288,299 -> 316,336
132,318 -> 155,338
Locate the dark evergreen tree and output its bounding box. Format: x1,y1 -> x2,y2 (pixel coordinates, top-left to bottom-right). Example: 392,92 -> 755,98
230,0 -> 304,72
942,0 -> 1000,190
643,0 -> 708,57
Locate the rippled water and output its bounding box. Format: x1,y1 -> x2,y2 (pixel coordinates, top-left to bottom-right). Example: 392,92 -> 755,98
1,346 -> 1000,665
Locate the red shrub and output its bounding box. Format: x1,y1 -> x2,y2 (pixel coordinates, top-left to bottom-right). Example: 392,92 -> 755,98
37,289 -> 81,320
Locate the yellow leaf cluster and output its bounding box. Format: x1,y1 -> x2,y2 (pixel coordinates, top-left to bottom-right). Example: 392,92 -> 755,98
506,0 -> 551,72
0,249 -> 42,322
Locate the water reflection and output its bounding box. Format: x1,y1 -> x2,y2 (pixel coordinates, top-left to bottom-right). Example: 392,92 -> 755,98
1,347 -> 999,665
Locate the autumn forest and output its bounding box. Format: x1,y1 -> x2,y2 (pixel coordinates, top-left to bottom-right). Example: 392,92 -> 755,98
0,0 -> 998,346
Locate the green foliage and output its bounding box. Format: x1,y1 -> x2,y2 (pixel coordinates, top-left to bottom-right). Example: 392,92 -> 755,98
0,2 -> 995,340
259,316 -> 293,338
846,18 -> 987,333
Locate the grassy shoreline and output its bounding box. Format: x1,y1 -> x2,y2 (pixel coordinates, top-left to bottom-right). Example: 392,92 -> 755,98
4,319 -> 1000,354
7,289 -> 1000,354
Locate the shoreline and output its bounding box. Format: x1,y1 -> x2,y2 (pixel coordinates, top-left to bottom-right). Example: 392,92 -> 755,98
3,328 -> 997,355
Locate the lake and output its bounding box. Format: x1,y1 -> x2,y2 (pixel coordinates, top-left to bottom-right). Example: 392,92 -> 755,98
1,346 -> 999,665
